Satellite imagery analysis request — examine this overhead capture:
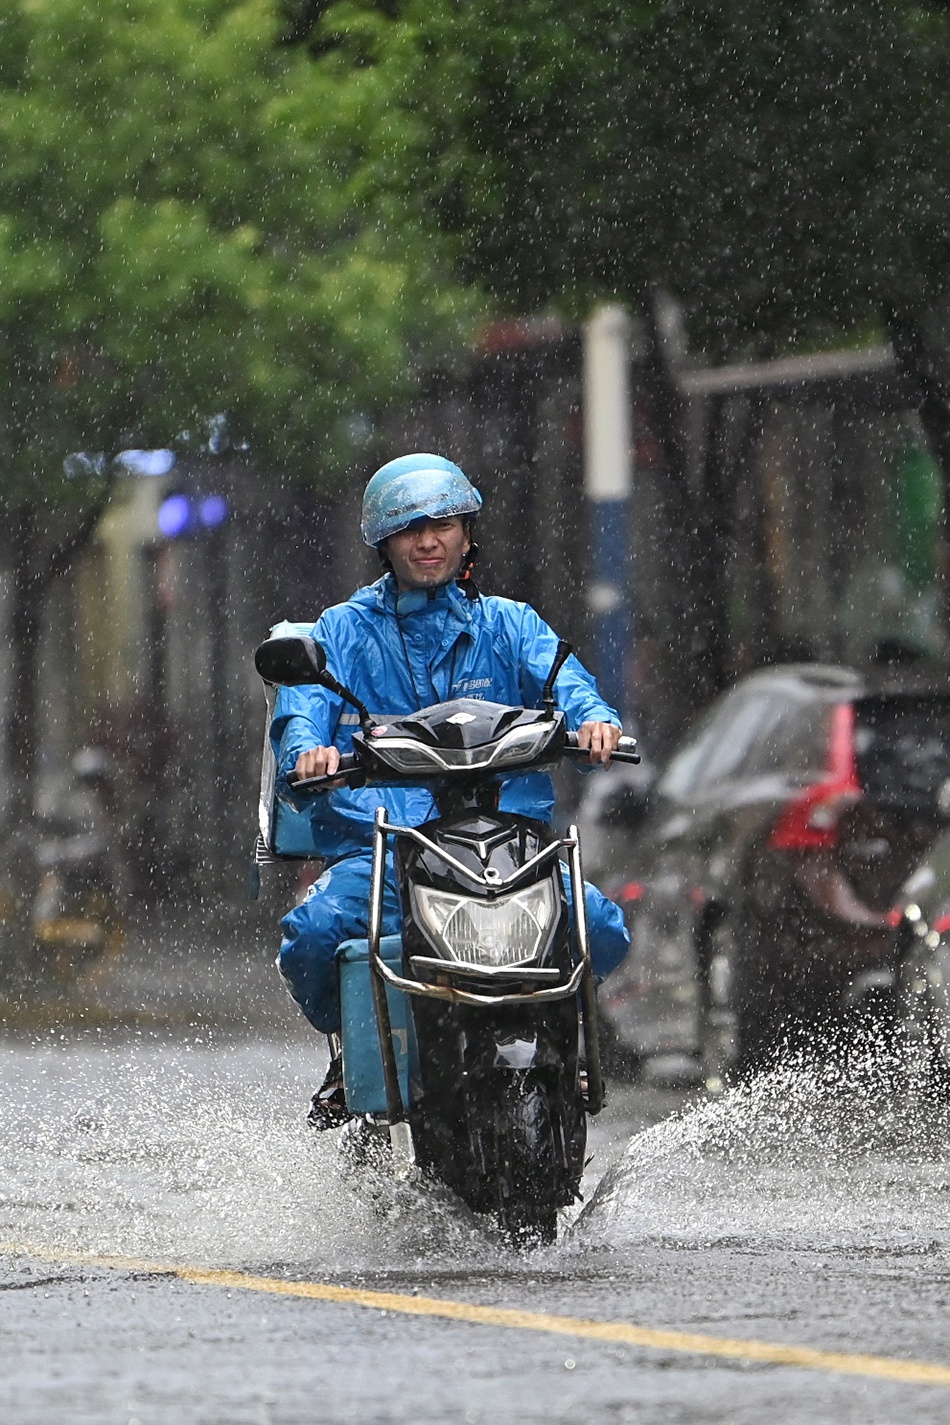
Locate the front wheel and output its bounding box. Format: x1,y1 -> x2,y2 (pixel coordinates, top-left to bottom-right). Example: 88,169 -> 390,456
493,1076 -> 562,1248
413,1064 -> 584,1248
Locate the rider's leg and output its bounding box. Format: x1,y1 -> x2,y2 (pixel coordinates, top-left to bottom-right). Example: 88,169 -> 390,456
278,851 -> 402,1129
277,851 -> 401,1034
563,875 -> 630,980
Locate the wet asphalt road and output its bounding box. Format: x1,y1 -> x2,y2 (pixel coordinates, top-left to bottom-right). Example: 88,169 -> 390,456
4,910 -> 950,1423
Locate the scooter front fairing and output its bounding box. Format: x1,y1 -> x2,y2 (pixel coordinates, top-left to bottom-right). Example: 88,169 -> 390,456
398,807 -> 580,1152
361,802 -> 594,1212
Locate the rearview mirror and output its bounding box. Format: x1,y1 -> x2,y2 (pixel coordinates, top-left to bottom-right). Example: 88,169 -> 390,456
254,635 -> 328,686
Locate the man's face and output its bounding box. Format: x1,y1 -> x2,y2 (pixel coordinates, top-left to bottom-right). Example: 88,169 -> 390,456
384,516 -> 471,592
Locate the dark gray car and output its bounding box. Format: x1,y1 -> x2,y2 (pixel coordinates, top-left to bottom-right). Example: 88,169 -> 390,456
597,663 -> 950,1084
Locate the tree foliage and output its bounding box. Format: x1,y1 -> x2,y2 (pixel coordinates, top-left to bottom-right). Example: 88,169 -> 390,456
286,0 -> 950,357
624,0 -> 950,354
0,0 -> 472,511
282,0 -> 657,316
4,0 -> 943,511
4,0 -> 948,513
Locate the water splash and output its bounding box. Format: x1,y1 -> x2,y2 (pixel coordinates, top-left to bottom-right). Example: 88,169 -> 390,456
8,1035 -> 950,1274
0,1039 -> 499,1273
571,1046 -> 950,1255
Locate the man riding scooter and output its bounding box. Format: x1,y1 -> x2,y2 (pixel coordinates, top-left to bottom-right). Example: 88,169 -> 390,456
271,453 -> 630,1127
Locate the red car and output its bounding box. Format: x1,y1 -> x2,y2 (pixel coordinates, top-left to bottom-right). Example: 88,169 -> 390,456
595,663 -> 950,1084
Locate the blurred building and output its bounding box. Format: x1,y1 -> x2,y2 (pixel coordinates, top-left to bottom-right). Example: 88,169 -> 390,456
4,316 -> 945,903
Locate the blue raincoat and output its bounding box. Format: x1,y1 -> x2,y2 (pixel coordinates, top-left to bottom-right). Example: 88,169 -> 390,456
274,574 -> 630,1032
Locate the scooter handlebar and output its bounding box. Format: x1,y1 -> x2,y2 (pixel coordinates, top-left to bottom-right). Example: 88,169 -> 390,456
286,735 -> 640,791
564,732 -> 641,764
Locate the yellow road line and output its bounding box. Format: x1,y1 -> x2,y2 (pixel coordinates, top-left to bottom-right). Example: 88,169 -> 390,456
2,1239 -> 949,1387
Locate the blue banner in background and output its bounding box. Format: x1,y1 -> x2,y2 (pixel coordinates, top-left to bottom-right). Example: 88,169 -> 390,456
584,305 -> 633,727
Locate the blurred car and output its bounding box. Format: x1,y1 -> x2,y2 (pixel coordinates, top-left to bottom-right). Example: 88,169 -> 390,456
595,663 -> 950,1084
573,756 -> 654,884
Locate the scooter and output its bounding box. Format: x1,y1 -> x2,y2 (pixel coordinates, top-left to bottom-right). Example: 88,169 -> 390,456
254,632 -> 639,1245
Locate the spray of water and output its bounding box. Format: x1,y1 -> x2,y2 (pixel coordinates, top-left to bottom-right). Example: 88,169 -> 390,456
571,1039 -> 950,1255
7,1029 -> 950,1272
0,1037 -> 500,1273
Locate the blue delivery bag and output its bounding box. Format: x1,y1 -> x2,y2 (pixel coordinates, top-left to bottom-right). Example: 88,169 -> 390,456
339,936 -> 420,1114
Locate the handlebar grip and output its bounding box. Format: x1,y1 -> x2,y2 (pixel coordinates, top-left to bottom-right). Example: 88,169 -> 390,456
564,732 -> 641,764
614,736 -> 641,764
287,752 -> 358,792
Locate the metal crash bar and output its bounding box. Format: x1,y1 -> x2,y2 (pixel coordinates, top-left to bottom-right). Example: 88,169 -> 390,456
367,808 -> 605,1119
368,809 -> 585,1005
378,821 -> 567,894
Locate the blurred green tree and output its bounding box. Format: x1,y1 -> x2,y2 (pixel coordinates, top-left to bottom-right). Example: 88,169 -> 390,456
284,0 -> 950,357
0,0 -> 471,942
618,0 -> 950,357
0,0 -> 468,497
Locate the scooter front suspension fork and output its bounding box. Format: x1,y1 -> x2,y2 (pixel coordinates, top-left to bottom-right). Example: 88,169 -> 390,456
566,825 -> 604,1115
369,806 -> 416,1175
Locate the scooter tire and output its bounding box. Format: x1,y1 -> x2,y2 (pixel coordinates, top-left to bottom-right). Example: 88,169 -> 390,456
493,1075 -> 560,1249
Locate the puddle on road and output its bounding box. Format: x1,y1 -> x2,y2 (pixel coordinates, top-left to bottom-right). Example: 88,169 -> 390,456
3,1036 -> 950,1272
572,1047 -> 950,1255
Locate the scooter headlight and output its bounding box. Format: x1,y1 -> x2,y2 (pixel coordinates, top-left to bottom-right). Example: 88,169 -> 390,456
490,726 -> 551,770
371,740 -> 442,773
412,880 -> 558,968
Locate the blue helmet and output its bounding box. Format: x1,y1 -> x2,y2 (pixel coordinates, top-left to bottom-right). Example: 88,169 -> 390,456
360,453 -> 482,548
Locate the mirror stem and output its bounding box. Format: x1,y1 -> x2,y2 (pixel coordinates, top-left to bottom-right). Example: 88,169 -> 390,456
322,672 -> 373,734
542,640 -> 573,718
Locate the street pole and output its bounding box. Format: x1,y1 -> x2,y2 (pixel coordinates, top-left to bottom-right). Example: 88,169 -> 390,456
583,304 -> 633,724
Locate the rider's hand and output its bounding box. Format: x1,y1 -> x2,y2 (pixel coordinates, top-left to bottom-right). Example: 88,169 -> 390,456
577,721 -> 622,768
294,746 -> 342,782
